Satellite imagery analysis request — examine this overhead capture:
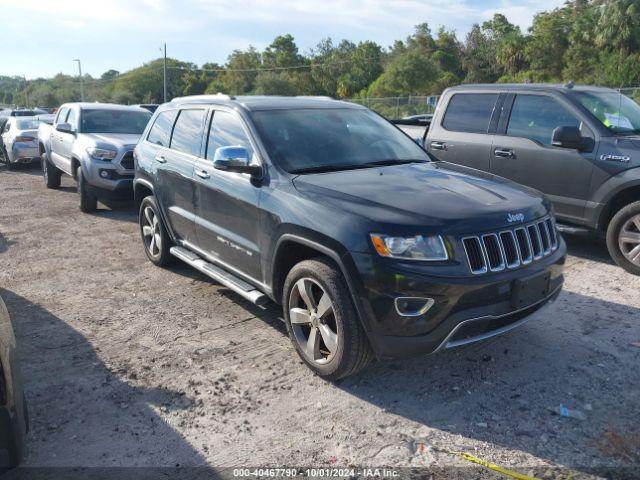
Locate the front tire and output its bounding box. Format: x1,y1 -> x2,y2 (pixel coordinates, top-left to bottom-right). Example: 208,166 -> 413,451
42,155 -> 61,189
139,196 -> 173,266
282,258 -> 372,380
77,168 -> 97,213
606,200 -> 640,275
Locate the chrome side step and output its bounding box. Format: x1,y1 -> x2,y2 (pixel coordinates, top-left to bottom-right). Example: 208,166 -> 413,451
170,246 -> 269,306
555,223 -> 590,235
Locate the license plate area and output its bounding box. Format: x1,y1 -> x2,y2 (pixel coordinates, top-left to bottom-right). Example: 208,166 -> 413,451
511,271 -> 551,309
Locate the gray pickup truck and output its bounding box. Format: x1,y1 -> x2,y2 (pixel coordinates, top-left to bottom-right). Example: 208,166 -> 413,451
38,103 -> 151,212
425,84 -> 640,275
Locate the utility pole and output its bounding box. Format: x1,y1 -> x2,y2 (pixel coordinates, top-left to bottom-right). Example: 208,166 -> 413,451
163,43 -> 167,103
74,59 -> 84,102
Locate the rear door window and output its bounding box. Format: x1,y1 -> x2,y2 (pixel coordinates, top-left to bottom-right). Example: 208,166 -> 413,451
507,94 -> 580,146
442,93 -> 498,134
147,110 -> 178,147
170,109 -> 206,156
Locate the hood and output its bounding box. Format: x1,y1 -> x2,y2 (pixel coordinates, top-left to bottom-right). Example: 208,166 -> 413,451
82,133 -> 141,149
292,161 -> 550,234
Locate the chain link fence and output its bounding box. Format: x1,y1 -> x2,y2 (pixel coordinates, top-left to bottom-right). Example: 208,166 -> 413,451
347,95 -> 440,119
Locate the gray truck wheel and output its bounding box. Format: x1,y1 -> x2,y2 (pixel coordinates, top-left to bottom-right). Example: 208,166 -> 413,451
282,258 -> 373,380
606,200 -> 640,275
42,157 -> 61,189
77,168 -> 97,213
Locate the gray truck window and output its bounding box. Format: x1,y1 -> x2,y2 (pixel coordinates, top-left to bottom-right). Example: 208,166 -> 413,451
170,109 -> 206,157
66,109 -> 77,129
147,110 -> 178,147
56,108 -> 69,124
206,111 -> 253,160
507,95 -> 580,146
442,94 -> 498,133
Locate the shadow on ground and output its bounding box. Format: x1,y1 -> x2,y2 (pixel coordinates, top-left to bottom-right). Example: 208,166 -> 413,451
563,233 -> 614,265
0,289 -> 221,479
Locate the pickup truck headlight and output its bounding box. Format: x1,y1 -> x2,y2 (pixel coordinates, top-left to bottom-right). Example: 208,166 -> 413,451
370,234 -> 448,261
86,147 -> 117,161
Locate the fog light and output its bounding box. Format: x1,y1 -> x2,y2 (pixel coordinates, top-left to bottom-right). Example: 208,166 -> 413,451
99,170 -> 110,178
395,297 -> 435,317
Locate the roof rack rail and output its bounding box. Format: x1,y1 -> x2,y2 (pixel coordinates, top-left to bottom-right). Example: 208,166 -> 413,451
170,93 -> 236,102
296,95 -> 334,100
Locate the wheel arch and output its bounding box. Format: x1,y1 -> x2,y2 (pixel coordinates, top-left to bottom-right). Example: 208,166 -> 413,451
134,179 -> 154,209
271,234 -> 372,333
598,184 -> 640,231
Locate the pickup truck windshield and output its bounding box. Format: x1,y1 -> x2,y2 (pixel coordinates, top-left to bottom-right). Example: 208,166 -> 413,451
250,108 -> 429,173
80,109 -> 151,134
573,91 -> 640,134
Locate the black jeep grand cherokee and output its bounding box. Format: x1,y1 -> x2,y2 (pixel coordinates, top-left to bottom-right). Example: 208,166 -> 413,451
134,95 -> 566,379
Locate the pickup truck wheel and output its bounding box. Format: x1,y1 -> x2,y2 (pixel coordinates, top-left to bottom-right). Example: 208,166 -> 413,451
606,200 -> 640,275
42,157 -> 61,189
77,168 -> 97,213
283,258 -> 372,380
139,196 -> 172,266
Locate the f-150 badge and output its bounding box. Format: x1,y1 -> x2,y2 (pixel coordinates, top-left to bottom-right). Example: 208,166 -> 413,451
600,153 -> 631,163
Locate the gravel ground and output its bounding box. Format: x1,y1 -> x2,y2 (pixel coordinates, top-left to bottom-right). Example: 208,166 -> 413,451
0,164 -> 639,479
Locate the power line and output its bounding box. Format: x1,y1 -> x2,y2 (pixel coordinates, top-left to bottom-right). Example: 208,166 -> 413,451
165,56 -> 380,74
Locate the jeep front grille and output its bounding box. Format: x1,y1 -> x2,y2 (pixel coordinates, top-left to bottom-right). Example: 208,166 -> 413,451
462,217 -> 558,275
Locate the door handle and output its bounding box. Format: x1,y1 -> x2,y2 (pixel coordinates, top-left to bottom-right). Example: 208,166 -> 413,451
154,155 -> 167,164
195,169 -> 210,179
494,148 -> 514,158
430,141 -> 446,150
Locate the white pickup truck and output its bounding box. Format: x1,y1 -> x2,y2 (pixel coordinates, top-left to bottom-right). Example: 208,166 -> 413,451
38,103 -> 151,212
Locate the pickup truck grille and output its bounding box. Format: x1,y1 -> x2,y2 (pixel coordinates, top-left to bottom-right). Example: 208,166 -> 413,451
120,151 -> 134,170
462,217 -> 558,275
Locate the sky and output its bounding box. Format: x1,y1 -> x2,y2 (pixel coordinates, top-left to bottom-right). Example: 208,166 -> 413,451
2,0 -> 566,79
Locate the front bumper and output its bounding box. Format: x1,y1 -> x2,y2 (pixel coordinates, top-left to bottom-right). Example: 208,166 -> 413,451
84,155 -> 135,200
349,238 -> 566,359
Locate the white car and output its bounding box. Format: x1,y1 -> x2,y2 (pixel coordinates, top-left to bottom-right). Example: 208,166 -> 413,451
1,116 -> 41,169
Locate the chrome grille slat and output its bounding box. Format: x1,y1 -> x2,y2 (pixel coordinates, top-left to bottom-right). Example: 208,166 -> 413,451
462,216 -> 559,275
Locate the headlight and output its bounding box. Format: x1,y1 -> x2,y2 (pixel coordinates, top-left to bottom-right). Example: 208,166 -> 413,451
370,234 -> 448,261
86,147 -> 117,161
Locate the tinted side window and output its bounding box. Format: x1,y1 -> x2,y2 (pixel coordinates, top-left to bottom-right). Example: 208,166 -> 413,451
170,109 -> 206,156
507,95 -> 580,146
442,93 -> 498,134
56,108 -> 69,124
147,110 -> 178,147
206,111 -> 253,160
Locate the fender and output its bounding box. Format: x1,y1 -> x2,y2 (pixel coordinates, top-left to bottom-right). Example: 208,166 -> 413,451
272,233 -> 374,334
587,168 -> 640,229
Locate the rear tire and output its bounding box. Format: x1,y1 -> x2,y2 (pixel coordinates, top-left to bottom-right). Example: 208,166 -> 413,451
139,196 -> 173,267
606,200 -> 640,275
77,168 -> 97,213
282,258 -> 373,380
42,155 -> 61,189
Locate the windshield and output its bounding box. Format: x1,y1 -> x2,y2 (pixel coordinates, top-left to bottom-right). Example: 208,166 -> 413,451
80,109 -> 151,134
573,91 -> 640,134
16,118 -> 40,130
250,108 -> 429,173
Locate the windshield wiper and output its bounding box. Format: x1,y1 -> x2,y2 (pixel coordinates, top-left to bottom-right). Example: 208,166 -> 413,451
360,159 -> 428,167
290,159 -> 428,175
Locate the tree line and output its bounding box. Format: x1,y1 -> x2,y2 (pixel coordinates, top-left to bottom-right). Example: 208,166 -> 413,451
2,0 -> 640,108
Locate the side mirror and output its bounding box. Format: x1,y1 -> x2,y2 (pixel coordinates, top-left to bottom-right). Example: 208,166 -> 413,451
552,126 -> 583,150
213,146 -> 261,177
56,122 -> 74,134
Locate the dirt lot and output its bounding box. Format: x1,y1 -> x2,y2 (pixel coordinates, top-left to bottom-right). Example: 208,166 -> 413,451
1,164 -> 639,478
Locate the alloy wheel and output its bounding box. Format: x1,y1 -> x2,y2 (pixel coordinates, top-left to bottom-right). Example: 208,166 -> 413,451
289,277 -> 339,365
618,213 -> 640,266
141,206 -> 162,257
